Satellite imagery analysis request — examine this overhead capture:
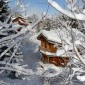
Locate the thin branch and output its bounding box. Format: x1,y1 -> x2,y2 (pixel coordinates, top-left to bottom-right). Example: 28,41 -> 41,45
47,0 -> 85,21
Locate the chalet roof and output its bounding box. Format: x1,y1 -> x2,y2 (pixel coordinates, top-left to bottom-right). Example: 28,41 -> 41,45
38,30 -> 62,44
40,49 -> 70,57
12,17 -> 28,26
38,28 -> 85,57
38,28 -> 85,45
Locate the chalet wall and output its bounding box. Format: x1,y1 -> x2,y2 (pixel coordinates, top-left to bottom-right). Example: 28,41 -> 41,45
41,54 -> 69,67
38,34 -> 69,67
38,35 -> 57,53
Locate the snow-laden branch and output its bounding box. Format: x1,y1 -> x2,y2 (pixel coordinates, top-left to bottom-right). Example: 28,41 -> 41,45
0,15 -> 47,43
2,41 -> 21,75
8,41 -> 21,63
0,39 -> 20,59
47,0 -> 85,21
55,15 -> 85,65
74,45 -> 85,65
0,61 -> 33,75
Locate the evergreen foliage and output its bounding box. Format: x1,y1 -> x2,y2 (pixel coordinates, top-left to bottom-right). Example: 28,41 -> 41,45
0,0 -> 9,22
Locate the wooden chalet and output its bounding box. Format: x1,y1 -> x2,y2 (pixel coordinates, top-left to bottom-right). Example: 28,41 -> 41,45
37,30 -> 70,67
12,17 -> 28,26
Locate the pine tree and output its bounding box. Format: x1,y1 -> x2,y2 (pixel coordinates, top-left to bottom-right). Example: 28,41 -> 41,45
0,0 -> 9,22
0,0 -> 28,78
0,0 -> 10,63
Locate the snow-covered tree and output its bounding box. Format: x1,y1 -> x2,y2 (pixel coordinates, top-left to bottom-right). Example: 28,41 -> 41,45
0,0 -> 9,22
46,0 -> 85,84
0,0 -> 33,78
0,0 -> 49,79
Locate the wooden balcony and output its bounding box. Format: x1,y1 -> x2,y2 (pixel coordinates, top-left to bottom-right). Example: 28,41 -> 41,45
39,46 -> 57,53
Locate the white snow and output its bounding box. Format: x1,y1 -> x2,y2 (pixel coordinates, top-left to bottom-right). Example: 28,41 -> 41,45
77,76 -> 85,82
40,50 -> 55,56
39,28 -> 85,45
40,49 -> 69,57
41,30 -> 61,43
1,9 -> 85,84
39,28 -> 85,58
56,49 -> 66,56
42,68 -> 62,78
13,24 -> 22,28
39,62 -> 63,78
0,30 -> 85,85
47,0 -> 85,21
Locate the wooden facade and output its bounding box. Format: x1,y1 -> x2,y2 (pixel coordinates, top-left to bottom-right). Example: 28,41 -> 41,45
12,17 -> 28,26
37,34 -> 69,67
38,35 -> 57,53
41,54 -> 69,67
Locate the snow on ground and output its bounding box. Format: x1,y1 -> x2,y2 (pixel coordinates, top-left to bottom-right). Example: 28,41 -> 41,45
0,33 -> 63,85
0,33 -> 85,85
38,62 -> 64,78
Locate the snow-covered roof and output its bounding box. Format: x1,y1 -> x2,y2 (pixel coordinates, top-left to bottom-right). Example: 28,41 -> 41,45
40,49 -> 69,57
38,30 -> 62,44
39,28 -> 85,57
38,28 -> 85,45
